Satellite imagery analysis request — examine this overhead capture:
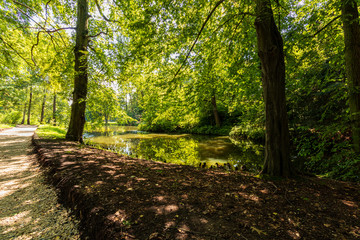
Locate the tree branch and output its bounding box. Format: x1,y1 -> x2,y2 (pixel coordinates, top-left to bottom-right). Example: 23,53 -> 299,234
13,1 -> 70,47
31,31 -> 41,66
0,36 -> 34,67
30,28 -> 74,65
12,0 -> 38,13
45,27 -> 76,33
228,14 -> 246,51
211,12 -> 255,36
304,15 -> 341,39
94,0 -> 121,23
88,31 -> 107,38
44,0 -> 53,27
172,0 -> 225,80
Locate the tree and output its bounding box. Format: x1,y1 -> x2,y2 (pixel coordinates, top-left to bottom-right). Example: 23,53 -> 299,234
40,90 -> 46,123
65,0 -> 89,142
53,93 -> 57,126
255,0 -> 291,176
27,86 -> 33,125
86,82 -> 119,126
341,0 -> 360,153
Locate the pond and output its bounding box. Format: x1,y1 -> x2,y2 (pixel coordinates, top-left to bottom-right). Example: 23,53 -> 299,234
83,126 -> 263,172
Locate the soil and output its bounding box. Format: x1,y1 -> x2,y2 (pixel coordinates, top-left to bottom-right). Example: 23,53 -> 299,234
32,135 -> 360,240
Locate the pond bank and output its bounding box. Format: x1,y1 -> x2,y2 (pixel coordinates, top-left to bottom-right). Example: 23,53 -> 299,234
33,135 -> 360,240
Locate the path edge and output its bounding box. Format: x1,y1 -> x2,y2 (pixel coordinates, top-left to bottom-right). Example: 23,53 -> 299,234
31,134 -> 110,240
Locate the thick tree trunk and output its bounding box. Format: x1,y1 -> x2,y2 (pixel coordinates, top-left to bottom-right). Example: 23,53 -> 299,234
27,86 -> 32,125
40,91 -> 46,124
255,0 -> 291,177
211,95 -> 221,127
66,0 -> 89,142
342,0 -> 360,153
53,94 -> 57,126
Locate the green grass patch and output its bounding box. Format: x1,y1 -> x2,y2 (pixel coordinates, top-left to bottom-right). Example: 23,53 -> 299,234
0,123 -> 15,129
36,125 -> 67,139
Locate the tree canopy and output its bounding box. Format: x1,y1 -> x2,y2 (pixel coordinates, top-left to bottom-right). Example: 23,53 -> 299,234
1,0 -> 359,178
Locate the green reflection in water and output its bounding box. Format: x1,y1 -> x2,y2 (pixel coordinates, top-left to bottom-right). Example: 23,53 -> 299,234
84,126 -> 263,172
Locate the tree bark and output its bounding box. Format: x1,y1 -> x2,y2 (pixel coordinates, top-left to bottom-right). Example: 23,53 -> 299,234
255,0 -> 291,177
211,95 -> 221,127
40,91 -> 46,124
342,0 -> 360,153
27,86 -> 32,125
53,93 -> 57,126
105,111 -> 109,126
66,0 -> 89,142
21,102 -> 27,124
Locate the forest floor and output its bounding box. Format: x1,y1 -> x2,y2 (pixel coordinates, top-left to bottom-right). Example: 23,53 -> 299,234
0,126 -> 80,240
32,135 -> 360,240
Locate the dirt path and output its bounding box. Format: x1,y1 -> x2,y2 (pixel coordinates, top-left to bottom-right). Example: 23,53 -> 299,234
0,126 -> 80,240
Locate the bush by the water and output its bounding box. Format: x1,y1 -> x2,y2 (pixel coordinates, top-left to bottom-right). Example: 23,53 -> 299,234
229,123 -> 265,143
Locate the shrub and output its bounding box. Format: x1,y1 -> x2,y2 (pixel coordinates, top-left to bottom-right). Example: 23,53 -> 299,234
1,111 -> 22,124
292,125 -> 359,181
229,122 -> 265,143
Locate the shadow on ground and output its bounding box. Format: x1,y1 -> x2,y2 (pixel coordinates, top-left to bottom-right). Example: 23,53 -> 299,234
33,135 -> 360,240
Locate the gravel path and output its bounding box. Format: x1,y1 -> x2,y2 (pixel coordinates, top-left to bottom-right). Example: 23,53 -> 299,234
0,126 -> 80,240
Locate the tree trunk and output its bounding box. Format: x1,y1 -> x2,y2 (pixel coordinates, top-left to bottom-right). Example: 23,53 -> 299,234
254,0 -> 291,177
128,94 -> 132,113
53,93 -> 57,126
211,95 -> 221,127
66,0 -> 89,142
27,86 -> 32,125
105,112 -> 109,126
40,91 -> 46,124
342,0 -> 360,153
21,102 -> 27,124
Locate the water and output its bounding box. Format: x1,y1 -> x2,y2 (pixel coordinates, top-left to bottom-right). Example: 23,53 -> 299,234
83,126 -> 263,172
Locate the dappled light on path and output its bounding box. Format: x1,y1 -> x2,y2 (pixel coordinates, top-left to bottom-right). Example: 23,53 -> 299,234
0,127 -> 80,240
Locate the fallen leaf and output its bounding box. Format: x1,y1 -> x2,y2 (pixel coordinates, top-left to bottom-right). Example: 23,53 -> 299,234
149,232 -> 159,239
251,226 -> 267,235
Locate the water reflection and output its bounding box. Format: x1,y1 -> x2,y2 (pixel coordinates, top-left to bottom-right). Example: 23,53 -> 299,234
84,126 -> 263,172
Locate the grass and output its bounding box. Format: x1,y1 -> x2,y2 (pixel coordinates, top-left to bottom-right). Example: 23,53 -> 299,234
36,125 -> 67,139
0,124 -> 15,129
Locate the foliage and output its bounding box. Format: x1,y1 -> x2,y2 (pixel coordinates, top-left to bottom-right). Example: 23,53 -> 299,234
230,123 -> 266,143
0,123 -> 15,129
116,111 -> 138,126
0,111 -> 22,124
292,125 -> 360,181
36,125 -> 66,139
0,0 -> 359,180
